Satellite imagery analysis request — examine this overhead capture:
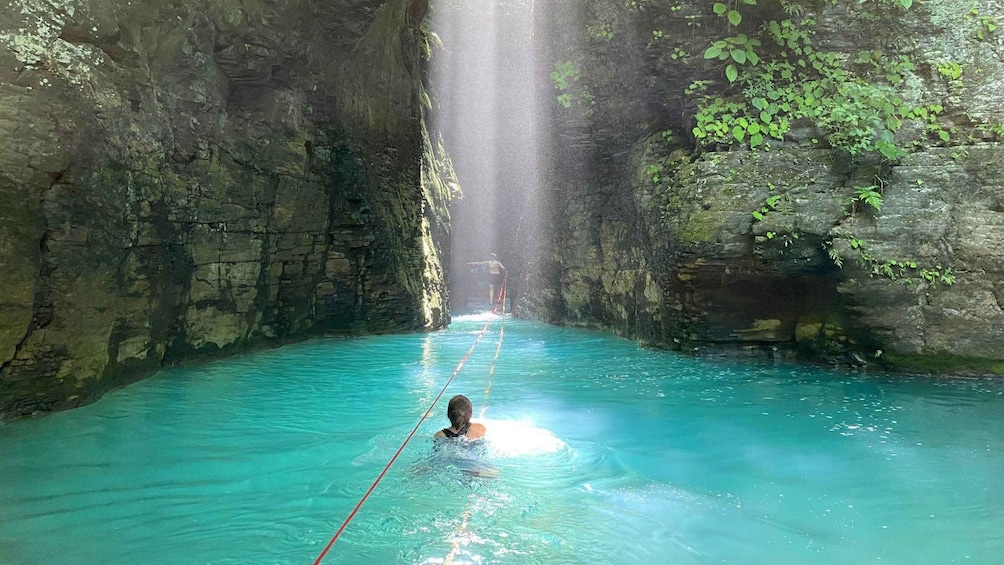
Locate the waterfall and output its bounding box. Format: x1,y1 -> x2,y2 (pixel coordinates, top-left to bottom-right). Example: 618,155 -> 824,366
427,0 -> 552,313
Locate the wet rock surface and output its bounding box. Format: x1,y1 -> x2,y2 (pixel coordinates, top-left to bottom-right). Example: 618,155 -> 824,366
0,0 -> 449,418
516,0 -> 1004,375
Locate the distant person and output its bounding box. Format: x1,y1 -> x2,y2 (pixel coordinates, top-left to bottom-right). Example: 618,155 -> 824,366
434,394 -> 487,440
466,254 -> 506,304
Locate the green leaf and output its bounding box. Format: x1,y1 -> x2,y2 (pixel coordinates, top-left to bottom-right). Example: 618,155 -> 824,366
728,10 -> 742,26
731,50 -> 747,64
704,45 -> 723,59
899,0 -> 913,8
938,130 -> 951,141
876,140 -> 906,160
747,50 -> 760,65
747,122 -> 761,135
733,124 -> 746,142
760,111 -> 772,123
750,133 -> 764,148
713,2 -> 727,15
726,64 -> 739,82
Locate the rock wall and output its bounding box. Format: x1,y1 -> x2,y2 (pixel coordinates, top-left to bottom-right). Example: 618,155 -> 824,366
517,0 -> 1004,375
0,0 -> 450,418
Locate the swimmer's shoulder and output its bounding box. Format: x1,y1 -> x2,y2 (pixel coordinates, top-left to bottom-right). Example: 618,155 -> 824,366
467,422 -> 487,440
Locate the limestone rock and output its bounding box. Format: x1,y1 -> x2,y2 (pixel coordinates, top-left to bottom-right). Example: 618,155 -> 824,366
0,0 -> 450,418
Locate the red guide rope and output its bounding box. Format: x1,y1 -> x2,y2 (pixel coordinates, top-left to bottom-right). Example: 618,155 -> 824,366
313,276 -> 508,564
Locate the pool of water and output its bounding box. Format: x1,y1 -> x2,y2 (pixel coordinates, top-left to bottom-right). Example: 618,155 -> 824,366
1,315 -> 1002,564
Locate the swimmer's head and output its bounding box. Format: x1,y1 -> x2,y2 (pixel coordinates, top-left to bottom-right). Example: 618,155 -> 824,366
447,395 -> 473,429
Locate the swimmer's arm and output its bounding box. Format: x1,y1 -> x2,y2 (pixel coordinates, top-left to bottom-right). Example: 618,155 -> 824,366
433,429 -> 446,439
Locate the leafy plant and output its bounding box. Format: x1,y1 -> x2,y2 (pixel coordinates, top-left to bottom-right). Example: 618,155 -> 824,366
852,184 -> 883,212
704,33 -> 762,83
703,0 -> 760,82
550,61 -> 593,113
921,267 -> 956,286
751,189 -> 787,221
646,164 -> 664,184
692,13 -> 916,159
967,7 -> 999,40
713,0 -> 757,27
588,21 -> 615,41
550,60 -> 580,90
937,61 -> 963,81
822,240 -> 843,267
824,236 -> 955,287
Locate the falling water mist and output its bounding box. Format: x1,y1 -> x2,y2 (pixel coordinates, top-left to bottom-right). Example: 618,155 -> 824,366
427,0 -> 554,314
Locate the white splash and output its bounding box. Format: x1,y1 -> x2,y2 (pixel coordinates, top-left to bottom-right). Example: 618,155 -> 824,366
479,418 -> 568,458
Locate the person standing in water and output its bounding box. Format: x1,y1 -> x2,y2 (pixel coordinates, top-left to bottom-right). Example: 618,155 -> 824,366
467,254 -> 506,304
434,395 -> 487,440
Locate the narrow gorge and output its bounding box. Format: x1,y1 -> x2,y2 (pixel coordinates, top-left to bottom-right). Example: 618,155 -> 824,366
3,0 -> 1004,420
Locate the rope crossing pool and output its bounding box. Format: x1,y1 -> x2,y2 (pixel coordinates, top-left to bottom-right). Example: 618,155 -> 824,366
3,291 -> 1002,564
313,277 -> 508,564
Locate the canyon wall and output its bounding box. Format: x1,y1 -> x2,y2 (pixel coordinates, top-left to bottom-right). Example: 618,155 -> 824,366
517,0 -> 1004,374
0,0 -> 451,418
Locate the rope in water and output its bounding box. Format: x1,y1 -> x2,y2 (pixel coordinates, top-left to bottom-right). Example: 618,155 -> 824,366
312,276 -> 508,565
479,280 -> 506,419
446,280 -> 507,565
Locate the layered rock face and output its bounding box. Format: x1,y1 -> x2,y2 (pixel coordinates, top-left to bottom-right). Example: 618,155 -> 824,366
517,0 -> 1004,374
0,0 -> 451,418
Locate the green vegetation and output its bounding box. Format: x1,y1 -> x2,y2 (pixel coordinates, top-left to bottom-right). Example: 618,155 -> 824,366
587,21 -> 615,41
692,10 -> 926,159
852,184 -> 883,213
751,182 -> 787,221
967,6 -> 999,40
646,164 -> 664,184
550,60 -> 595,112
685,0 -> 1000,161
546,0 -> 984,290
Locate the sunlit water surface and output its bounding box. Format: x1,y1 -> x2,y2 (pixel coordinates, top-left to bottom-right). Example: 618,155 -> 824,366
1,316 -> 1002,564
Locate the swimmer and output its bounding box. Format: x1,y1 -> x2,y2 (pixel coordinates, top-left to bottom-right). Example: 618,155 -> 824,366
433,395 -> 487,440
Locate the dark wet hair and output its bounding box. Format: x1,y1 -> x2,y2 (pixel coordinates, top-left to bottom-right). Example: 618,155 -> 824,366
447,395 -> 473,429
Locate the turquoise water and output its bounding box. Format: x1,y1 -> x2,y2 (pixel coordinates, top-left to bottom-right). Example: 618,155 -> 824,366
1,315 -> 1003,565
